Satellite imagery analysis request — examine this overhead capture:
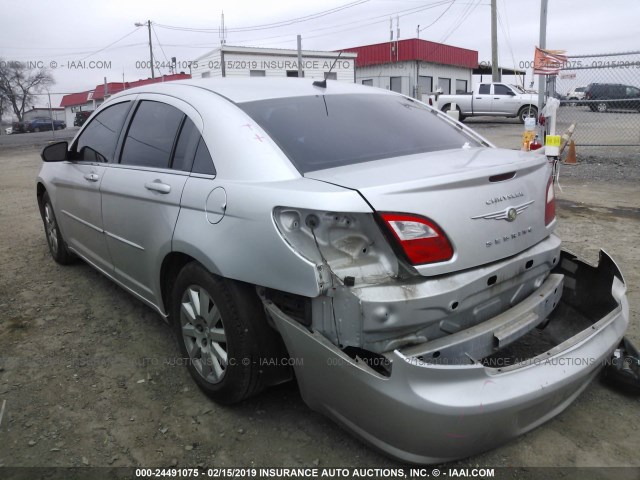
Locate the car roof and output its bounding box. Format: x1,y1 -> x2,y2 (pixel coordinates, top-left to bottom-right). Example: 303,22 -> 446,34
107,77 -> 396,104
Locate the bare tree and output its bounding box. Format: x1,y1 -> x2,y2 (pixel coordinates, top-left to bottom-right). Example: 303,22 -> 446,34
0,59 -> 55,122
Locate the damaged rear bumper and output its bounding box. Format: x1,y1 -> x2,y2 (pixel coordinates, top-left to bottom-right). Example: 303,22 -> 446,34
266,249 -> 629,464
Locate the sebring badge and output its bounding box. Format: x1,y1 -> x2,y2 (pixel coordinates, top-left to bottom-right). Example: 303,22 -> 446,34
471,200 -> 534,222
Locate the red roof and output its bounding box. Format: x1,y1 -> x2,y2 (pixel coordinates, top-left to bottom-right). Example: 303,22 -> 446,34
59,74 -> 192,107
92,82 -> 126,101
128,73 -> 191,88
340,38 -> 478,69
60,91 -> 92,108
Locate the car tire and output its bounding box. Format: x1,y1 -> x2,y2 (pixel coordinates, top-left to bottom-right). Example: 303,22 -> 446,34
34,127 -> 40,133
40,192 -> 75,265
518,106 -> 538,124
441,104 -> 465,121
171,262 -> 280,404
596,102 -> 608,112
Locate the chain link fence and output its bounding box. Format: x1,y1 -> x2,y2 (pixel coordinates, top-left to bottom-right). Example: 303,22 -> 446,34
552,51 -> 640,146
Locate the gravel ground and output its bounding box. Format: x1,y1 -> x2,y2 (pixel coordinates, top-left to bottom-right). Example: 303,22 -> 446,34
0,130 -> 638,475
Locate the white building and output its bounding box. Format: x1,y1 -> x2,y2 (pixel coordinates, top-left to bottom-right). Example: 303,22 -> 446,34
23,107 -> 65,122
192,45 -> 357,82
341,39 -> 478,101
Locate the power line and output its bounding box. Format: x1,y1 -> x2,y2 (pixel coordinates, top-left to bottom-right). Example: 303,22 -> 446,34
152,24 -> 172,72
419,1 -> 456,32
155,0 -> 370,33
79,27 -> 142,61
224,1 -> 453,48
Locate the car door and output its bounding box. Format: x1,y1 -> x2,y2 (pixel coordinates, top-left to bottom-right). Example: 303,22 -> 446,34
492,84 -> 519,115
54,100 -> 133,274
472,84 -> 493,115
100,97 -> 201,306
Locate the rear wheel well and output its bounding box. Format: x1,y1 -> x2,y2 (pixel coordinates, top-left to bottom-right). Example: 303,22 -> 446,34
161,253 -> 294,389
160,252 -> 197,316
36,183 -> 46,215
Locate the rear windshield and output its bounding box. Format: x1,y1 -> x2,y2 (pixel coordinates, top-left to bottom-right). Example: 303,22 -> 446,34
239,94 -> 481,173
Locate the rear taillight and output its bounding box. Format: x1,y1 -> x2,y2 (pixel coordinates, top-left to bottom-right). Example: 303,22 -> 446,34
380,213 -> 453,265
545,176 -> 556,225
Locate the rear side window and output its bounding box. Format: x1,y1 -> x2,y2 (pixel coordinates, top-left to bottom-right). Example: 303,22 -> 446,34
75,101 -> 131,162
239,94 -> 481,173
171,118 -> 200,172
478,84 -> 490,94
120,101 -> 184,168
192,138 -> 216,175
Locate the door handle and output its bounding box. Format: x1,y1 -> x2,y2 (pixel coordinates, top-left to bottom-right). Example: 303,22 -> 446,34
145,181 -> 171,194
84,173 -> 99,182
494,97 -> 500,99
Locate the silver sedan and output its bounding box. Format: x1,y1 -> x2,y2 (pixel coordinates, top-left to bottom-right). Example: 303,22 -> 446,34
36,78 -> 629,463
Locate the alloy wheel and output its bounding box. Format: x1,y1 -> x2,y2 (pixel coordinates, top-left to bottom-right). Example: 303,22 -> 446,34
180,285 -> 228,383
44,203 -> 59,255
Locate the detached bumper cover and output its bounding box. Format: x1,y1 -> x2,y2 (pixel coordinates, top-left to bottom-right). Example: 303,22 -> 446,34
267,249 -> 629,464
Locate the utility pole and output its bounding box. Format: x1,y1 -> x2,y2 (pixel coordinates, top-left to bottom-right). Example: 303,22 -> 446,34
537,0 -> 548,113
491,0 -> 499,81
297,35 -> 303,78
135,20 -> 155,78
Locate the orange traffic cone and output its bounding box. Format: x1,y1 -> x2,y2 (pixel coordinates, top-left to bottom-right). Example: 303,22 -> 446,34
565,140 -> 577,165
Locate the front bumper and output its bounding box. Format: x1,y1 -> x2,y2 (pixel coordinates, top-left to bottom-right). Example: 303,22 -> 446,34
267,249 -> 629,464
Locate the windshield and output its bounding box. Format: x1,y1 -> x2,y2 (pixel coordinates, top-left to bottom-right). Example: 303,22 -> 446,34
239,94 -> 482,173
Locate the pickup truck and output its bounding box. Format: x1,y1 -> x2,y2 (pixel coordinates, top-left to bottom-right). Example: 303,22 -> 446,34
431,82 -> 539,123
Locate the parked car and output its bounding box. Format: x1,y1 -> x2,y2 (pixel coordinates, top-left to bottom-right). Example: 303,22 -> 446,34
24,116 -> 66,132
584,83 -> 640,112
11,121 -> 26,133
74,110 -> 93,127
565,86 -> 586,106
430,82 -> 539,123
36,78 -> 629,464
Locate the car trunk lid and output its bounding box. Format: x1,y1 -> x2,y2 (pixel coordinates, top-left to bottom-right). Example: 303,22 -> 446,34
305,147 -> 554,276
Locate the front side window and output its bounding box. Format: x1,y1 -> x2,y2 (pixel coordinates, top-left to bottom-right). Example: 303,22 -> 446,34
494,84 -> 512,95
74,101 -> 131,162
626,86 -> 640,97
120,101 -> 184,169
239,94 -> 481,174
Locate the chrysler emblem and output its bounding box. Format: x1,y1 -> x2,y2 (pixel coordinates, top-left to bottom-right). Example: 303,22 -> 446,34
472,200 -> 535,221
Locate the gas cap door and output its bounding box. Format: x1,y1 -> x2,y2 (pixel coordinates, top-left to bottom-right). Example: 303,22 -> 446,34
205,187 -> 227,224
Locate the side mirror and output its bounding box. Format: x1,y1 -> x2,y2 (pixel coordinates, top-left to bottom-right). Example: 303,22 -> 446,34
41,141 -> 69,162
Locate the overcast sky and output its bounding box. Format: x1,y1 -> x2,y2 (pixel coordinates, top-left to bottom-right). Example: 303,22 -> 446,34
1,0 -> 639,108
